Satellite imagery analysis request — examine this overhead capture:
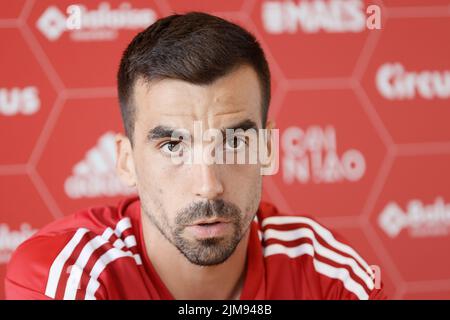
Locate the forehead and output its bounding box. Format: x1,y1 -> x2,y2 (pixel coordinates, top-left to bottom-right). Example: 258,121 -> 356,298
132,64 -> 262,130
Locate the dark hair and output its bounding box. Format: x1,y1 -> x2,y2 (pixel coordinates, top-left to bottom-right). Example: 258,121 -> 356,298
117,12 -> 271,145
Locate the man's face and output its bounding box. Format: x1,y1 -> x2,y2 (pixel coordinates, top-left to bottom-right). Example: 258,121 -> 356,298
122,65 -> 265,266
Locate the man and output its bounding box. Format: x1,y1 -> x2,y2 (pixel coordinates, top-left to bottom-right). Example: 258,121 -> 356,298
5,12 -> 385,300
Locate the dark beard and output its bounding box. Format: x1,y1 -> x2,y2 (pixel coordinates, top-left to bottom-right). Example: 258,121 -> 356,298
144,199 -> 251,266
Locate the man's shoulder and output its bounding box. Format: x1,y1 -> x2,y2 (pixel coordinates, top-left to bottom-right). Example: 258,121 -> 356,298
32,196 -> 140,238
256,201 -> 386,300
5,196 -> 141,299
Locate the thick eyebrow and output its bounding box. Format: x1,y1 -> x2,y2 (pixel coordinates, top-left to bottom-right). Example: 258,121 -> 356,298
147,119 -> 258,141
147,126 -> 187,141
221,119 -> 258,135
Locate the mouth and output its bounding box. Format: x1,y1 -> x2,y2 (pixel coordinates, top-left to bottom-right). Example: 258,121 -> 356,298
186,219 -> 232,238
190,218 -> 230,226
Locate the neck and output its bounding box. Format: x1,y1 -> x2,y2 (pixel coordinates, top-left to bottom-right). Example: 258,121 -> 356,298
141,211 -> 251,300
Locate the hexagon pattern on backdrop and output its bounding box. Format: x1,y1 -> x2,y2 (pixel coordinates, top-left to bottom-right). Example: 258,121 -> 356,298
1,0 -> 449,300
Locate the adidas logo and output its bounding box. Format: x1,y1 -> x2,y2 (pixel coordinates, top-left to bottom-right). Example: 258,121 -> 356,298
64,131 -> 136,199
378,197 -> 450,238
0,223 -> 37,264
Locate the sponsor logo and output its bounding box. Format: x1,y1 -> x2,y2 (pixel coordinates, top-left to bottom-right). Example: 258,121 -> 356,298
378,197 -> 450,238
282,125 -> 366,184
36,2 -> 157,41
262,0 -> 366,34
64,131 -> 136,199
0,86 -> 40,116
376,62 -> 450,100
0,223 -> 37,264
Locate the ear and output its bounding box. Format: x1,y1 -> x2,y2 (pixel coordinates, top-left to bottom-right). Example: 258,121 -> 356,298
260,119 -> 279,176
115,133 -> 137,187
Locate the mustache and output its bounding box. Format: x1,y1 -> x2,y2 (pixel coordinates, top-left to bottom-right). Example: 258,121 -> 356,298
175,199 -> 241,226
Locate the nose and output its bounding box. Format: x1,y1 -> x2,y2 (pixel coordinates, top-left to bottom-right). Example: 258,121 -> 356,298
192,163 -> 224,200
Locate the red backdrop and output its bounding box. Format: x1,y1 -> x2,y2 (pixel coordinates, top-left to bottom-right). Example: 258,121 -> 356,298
1,0 -> 449,300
